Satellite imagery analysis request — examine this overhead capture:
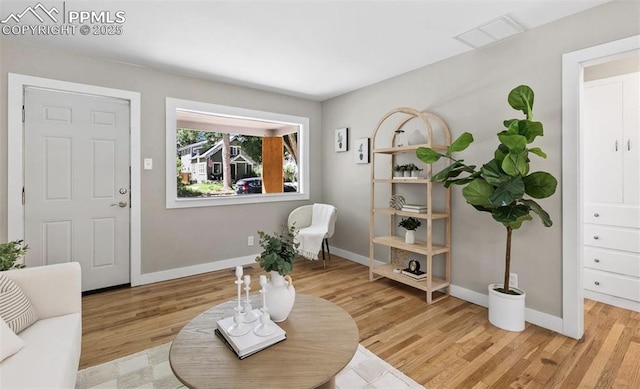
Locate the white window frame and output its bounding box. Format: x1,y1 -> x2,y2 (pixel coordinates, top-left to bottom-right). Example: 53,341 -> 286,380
166,98 -> 309,208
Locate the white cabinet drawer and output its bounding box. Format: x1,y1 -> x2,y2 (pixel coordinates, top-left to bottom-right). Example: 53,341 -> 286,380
584,247 -> 640,277
583,225 -> 640,253
584,204 -> 640,228
584,269 -> 640,302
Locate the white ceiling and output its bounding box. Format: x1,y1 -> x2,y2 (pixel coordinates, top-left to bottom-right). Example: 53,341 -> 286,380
0,1 -> 609,101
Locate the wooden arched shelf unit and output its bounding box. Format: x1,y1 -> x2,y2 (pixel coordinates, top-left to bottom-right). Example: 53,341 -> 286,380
369,107 -> 452,303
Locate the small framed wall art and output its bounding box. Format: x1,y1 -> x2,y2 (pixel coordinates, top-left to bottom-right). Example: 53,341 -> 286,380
335,127 -> 348,152
354,137 -> 370,164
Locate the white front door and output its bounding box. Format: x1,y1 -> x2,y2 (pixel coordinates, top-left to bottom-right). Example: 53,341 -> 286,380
23,87 -> 131,291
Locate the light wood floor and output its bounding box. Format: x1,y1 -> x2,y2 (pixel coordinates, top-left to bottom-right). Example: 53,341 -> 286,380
81,255 -> 640,388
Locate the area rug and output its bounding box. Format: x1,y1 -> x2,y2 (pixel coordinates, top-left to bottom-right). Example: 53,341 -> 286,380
76,343 -> 424,389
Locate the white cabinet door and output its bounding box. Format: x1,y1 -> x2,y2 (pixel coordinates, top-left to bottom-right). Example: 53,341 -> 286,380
623,72 -> 639,204
584,73 -> 640,205
583,80 -> 624,203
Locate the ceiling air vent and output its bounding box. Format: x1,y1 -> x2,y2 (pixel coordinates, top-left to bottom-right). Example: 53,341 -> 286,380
455,15 -> 526,49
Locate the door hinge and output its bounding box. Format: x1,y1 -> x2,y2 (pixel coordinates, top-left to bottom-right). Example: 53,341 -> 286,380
22,187 -> 25,205
22,105 -> 25,123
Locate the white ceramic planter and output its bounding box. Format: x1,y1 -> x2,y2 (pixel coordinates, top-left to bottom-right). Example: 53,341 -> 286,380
265,271 -> 296,322
488,283 -> 526,332
405,230 -> 415,244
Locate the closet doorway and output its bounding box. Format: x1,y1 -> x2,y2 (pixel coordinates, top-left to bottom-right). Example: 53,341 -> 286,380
581,57 -> 639,310
561,35 -> 640,340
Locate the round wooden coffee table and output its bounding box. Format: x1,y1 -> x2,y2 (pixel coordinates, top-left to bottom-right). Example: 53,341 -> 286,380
170,294 -> 359,389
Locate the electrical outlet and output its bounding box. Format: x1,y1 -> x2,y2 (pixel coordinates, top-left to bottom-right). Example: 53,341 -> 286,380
509,273 -> 518,288
248,236 -> 254,246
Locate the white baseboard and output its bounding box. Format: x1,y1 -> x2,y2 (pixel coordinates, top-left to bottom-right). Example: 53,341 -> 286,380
328,246 -> 385,267
135,245 -> 565,335
133,254 -> 258,286
585,290 -> 640,312
334,246 -> 564,335
133,245 -> 366,287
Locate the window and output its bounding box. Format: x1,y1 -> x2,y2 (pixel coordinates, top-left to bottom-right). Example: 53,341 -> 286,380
166,98 -> 309,208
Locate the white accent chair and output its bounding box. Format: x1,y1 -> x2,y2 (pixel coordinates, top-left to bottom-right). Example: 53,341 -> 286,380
288,204 -> 337,269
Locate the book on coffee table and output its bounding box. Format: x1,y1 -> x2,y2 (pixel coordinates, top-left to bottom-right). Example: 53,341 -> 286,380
215,309 -> 286,359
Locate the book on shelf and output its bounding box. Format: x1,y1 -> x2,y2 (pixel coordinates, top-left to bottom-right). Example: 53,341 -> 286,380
401,207 -> 427,213
401,204 -> 428,213
402,204 -> 427,209
401,269 -> 428,280
215,309 -> 286,359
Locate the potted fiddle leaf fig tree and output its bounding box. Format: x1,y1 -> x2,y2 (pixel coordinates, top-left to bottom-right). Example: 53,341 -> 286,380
416,85 -> 557,332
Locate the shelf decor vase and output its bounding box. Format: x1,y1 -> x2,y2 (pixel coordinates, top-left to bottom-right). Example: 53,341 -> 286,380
488,284 -> 526,332
265,271 -> 296,322
405,230 -> 415,244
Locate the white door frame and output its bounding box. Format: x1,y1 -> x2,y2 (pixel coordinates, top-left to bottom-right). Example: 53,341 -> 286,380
561,35 -> 640,339
7,73 -> 143,286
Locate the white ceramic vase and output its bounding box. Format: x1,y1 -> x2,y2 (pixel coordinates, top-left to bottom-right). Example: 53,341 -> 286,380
265,271 -> 296,322
488,283 -> 526,332
405,230 -> 415,244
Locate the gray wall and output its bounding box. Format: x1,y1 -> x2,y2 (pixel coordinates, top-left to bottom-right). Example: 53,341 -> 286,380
0,40 -> 322,274
321,1 -> 640,316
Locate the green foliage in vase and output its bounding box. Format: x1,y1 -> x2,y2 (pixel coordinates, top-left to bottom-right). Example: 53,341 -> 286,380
0,239 -> 28,271
398,217 -> 421,231
255,226 -> 300,276
416,85 -> 557,294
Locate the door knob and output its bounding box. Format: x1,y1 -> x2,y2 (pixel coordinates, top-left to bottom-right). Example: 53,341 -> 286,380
111,201 -> 127,208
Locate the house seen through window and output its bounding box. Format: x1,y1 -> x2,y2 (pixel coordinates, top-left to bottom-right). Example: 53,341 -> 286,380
166,98 -> 309,208
175,110 -> 300,198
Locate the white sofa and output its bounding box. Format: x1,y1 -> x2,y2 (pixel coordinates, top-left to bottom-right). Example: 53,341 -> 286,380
0,262 -> 82,388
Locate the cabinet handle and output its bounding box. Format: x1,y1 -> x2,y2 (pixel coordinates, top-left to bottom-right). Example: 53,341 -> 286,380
594,281 -> 600,286
593,213 -> 599,217
594,258 -> 600,263
615,140 -> 619,151
628,139 -> 631,151
593,236 -> 599,240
